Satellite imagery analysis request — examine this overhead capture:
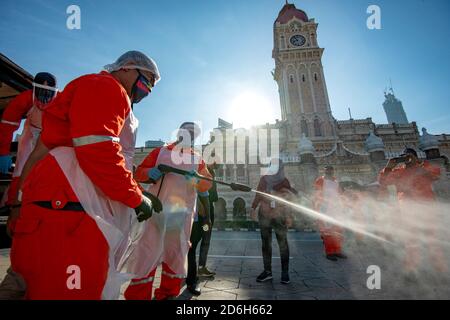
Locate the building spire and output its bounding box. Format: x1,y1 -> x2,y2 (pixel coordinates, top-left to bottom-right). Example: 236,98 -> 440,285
388,78 -> 395,95
383,83 -> 409,124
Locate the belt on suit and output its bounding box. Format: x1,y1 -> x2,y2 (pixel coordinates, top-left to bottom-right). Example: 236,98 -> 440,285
33,201 -> 85,211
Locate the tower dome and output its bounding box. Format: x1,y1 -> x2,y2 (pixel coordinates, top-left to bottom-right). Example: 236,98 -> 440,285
365,130 -> 384,153
299,133 -> 315,155
275,2 -> 309,24
418,127 -> 439,151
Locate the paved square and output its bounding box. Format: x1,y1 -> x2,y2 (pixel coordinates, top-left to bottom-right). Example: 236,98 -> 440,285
2,231 -> 450,300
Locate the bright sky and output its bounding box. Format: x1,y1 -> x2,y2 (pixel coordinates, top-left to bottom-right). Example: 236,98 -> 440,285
1,0 -> 449,146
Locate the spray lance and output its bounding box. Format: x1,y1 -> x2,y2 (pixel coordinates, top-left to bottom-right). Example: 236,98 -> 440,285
157,164 -> 252,232
157,164 -> 253,192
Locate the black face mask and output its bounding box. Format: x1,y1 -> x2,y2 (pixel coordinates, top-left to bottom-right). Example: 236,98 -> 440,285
34,73 -> 57,101
32,83 -> 57,109
130,70 -> 152,105
35,87 -> 56,104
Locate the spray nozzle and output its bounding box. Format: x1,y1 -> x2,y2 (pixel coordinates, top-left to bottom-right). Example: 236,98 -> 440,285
229,183 -> 253,192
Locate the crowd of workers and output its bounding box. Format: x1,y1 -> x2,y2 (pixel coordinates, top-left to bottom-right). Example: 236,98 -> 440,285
0,50 -> 447,300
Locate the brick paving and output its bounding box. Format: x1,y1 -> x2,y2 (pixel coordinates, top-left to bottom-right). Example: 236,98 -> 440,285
2,231 -> 450,300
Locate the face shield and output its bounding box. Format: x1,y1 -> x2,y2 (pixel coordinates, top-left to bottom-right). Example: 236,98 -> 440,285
400,148 -> 418,165
268,159 -> 283,175
177,122 -> 201,147
260,158 -> 282,176
32,82 -> 58,110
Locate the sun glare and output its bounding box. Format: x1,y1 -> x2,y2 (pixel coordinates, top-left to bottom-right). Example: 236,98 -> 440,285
226,91 -> 276,129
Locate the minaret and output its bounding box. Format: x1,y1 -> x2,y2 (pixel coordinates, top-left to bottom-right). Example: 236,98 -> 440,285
365,130 -> 385,161
365,130 -> 386,180
382,86 -> 409,124
272,2 -> 335,140
297,133 -> 318,194
418,127 -> 441,159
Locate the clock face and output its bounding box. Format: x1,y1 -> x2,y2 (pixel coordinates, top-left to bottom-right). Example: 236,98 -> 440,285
290,34 -> 306,47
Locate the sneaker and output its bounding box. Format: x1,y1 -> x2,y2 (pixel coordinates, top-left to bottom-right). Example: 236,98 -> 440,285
186,283 -> 202,296
198,266 -> 216,277
281,273 -> 290,284
326,254 -> 338,261
334,253 -> 347,259
256,270 -> 273,282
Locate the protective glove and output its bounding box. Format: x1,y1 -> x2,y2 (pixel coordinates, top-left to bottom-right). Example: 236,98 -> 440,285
184,170 -> 199,183
202,218 -> 212,232
0,155 -> 12,174
134,195 -> 155,222
148,167 -> 163,182
143,191 -> 163,213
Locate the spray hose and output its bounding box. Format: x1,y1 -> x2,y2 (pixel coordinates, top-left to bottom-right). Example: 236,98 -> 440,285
156,165 -> 392,244
157,164 -> 252,192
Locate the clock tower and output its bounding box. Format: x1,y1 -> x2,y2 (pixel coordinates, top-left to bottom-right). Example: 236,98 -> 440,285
273,2 -> 336,143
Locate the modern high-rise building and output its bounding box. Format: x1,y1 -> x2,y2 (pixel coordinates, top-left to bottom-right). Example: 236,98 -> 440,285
383,88 -> 409,124
144,139 -> 165,148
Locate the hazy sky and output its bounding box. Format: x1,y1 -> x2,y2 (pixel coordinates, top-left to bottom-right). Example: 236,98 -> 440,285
1,0 -> 449,146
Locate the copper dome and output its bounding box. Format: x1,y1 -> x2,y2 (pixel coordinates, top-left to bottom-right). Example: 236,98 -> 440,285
275,3 -> 309,24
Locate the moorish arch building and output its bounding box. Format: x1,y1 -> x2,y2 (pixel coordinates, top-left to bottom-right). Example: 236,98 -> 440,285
202,2 -> 450,229
136,2 -> 450,229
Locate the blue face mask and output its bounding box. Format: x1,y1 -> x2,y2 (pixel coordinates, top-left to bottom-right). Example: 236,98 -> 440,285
131,70 -> 152,104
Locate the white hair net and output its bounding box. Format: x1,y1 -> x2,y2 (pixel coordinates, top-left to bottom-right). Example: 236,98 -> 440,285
104,50 -> 161,83
176,122 -> 202,142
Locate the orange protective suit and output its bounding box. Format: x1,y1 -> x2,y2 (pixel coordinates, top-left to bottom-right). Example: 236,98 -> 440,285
0,90 -> 35,206
378,161 -> 440,201
314,176 -> 344,256
378,161 -> 446,272
122,143 -> 212,300
10,71 -> 143,299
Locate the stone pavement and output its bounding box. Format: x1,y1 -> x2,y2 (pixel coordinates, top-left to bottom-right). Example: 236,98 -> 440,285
2,231 -> 450,300
0,249 -> 9,286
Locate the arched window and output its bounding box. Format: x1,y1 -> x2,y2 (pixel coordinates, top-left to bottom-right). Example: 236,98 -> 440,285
314,73 -> 318,81
225,165 -> 233,180
236,165 -> 245,178
233,198 -> 246,220
289,74 -> 294,84
301,119 -> 309,137
215,165 -> 224,178
302,74 -> 306,82
215,198 -> 227,221
279,35 -> 285,49
314,118 -> 322,136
